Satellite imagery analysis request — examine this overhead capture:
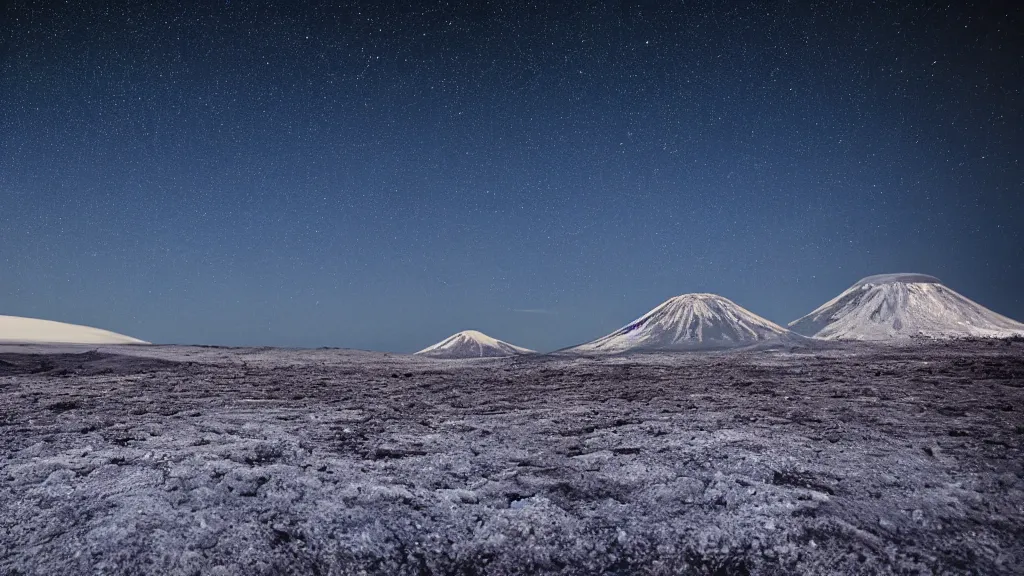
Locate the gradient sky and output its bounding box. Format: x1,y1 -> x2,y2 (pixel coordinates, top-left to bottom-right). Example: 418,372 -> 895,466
2,1 -> 1021,352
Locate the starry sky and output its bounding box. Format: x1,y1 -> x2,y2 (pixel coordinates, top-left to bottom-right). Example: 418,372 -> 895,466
2,1 -> 1021,352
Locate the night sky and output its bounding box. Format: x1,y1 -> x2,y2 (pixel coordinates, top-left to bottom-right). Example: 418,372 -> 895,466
2,1 -> 1021,352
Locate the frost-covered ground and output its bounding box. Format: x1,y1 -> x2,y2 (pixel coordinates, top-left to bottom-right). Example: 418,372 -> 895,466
1,341 -> 1022,575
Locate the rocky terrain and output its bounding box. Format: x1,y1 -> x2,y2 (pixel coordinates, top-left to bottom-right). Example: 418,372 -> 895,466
1,341 -> 1022,575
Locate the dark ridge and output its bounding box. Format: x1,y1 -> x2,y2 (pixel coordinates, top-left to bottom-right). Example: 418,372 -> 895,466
0,352 -> 183,376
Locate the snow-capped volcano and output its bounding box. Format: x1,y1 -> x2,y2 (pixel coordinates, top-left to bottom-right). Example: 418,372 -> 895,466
789,273 -> 1024,340
0,315 -> 148,345
566,293 -> 798,354
415,330 -> 534,358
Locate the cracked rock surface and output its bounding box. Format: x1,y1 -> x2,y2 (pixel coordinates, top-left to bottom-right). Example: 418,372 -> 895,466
1,341 -> 1022,575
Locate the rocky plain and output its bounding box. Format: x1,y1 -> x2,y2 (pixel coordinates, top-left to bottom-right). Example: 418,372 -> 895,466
1,340 -> 1022,575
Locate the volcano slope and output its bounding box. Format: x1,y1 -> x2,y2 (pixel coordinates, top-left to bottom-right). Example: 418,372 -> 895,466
1,342 -> 1022,575
0,315 -> 147,345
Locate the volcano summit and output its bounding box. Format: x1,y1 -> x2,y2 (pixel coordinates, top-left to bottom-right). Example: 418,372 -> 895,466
789,273 -> 1024,340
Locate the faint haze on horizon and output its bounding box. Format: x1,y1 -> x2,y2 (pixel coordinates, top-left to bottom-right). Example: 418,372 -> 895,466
1,1 -> 1020,353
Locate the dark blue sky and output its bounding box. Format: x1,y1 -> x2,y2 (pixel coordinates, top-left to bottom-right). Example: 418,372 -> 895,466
2,1 -> 1021,352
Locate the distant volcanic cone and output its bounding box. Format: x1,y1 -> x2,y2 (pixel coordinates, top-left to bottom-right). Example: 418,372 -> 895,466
789,273 -> 1024,340
0,315 -> 148,345
415,330 -> 534,358
566,293 -> 799,354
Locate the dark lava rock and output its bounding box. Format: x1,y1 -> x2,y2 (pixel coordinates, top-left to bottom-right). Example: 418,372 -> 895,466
0,341 -> 1021,575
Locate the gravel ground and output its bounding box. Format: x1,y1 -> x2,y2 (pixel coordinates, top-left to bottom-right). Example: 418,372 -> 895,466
1,341 -> 1022,575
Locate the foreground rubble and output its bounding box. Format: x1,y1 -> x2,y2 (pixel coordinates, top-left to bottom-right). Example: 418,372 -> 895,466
1,341 -> 1022,574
